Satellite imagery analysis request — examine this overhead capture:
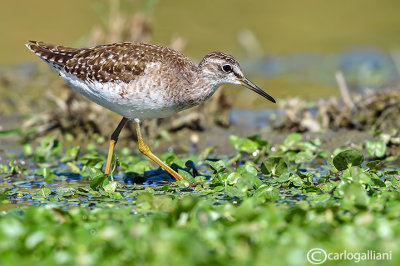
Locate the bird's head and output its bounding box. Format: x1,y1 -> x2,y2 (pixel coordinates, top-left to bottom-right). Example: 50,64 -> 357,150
198,52 -> 275,103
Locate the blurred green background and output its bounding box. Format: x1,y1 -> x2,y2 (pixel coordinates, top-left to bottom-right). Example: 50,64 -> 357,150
3,0 -> 400,63
1,0 -> 400,105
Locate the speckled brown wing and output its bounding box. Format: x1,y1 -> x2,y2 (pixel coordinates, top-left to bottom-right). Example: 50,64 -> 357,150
27,41 -> 153,83
26,41 -> 80,66
65,43 -> 154,83
26,41 -> 196,85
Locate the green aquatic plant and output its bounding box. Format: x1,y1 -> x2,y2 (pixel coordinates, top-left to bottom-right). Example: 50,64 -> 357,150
0,132 -> 399,265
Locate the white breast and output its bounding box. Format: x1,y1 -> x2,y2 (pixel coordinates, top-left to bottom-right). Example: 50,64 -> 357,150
53,63 -> 182,120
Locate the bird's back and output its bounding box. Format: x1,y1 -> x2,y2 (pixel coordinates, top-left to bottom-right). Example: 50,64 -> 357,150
26,41 -> 202,119
26,41 -> 196,84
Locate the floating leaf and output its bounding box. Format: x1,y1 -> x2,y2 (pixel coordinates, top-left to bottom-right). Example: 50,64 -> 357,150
248,135 -> 270,149
205,160 -> 226,173
341,183 -> 369,209
103,181 -> 119,193
89,168 -> 109,190
229,135 -> 258,153
42,167 -> 57,181
371,178 -> 386,187
177,169 -> 195,183
261,157 -> 288,176
23,144 -> 33,156
66,162 -> 81,173
35,137 -> 62,159
254,185 -> 280,202
282,133 -> 302,148
276,173 -> 290,183
34,187 -> 52,198
237,162 -> 258,176
366,160 -> 383,169
333,149 -> 364,171
61,146 -> 81,162
294,150 -> 315,163
366,140 -> 386,158
80,152 -> 105,168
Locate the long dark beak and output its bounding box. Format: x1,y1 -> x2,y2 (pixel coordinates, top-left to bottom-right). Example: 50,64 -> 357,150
240,78 -> 276,103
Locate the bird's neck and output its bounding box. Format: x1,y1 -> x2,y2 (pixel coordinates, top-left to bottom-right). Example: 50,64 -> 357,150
191,68 -> 224,101
170,68 -> 220,111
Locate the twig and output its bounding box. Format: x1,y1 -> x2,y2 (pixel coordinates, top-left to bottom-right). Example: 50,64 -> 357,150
335,70 -> 355,110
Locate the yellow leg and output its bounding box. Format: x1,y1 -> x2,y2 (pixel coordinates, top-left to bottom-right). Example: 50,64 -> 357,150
104,117 -> 128,177
134,119 -> 202,187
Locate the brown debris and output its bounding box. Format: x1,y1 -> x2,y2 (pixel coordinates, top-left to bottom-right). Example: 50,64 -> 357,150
274,89 -> 400,132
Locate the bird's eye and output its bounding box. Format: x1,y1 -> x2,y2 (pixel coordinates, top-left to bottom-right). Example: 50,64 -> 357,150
222,64 -> 232,73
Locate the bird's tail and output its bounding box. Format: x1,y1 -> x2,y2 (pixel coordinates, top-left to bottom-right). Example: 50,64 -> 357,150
25,40 -> 79,66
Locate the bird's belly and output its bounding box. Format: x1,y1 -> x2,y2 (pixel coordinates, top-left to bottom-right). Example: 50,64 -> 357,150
60,71 -> 182,119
